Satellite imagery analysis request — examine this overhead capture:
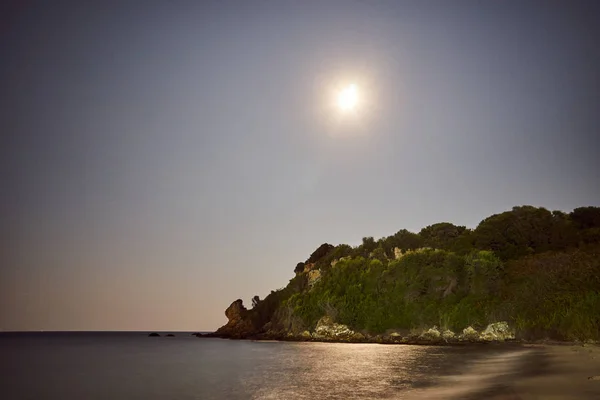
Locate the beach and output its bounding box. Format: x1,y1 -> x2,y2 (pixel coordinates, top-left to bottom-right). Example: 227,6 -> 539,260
512,343 -> 600,400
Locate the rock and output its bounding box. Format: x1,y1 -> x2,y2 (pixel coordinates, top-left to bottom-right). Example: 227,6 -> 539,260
148,333 -> 160,337
480,322 -> 515,341
300,330 -> 311,339
214,299 -> 256,339
166,334 -> 175,337
394,247 -> 403,259
382,332 -> 400,343
225,299 -> 246,321
351,332 -> 365,341
588,376 -> 600,381
442,329 -> 456,340
408,328 -> 422,339
308,269 -> 322,287
460,326 -> 479,341
303,263 -> 316,273
420,326 -> 441,340
313,316 -> 355,340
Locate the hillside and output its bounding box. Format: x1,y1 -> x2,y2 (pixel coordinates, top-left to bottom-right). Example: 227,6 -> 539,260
207,206 -> 600,343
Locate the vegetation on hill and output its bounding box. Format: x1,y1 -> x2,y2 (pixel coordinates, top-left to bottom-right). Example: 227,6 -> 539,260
227,206 -> 600,342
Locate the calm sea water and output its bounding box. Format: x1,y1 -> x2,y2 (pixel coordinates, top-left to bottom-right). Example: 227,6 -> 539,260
0,332 -> 545,399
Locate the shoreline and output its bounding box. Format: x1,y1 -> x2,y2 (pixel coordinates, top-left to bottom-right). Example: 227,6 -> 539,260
194,332 -> 597,348
512,343 -> 600,399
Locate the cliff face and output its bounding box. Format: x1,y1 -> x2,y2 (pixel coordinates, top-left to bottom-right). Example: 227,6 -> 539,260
213,299 -> 256,339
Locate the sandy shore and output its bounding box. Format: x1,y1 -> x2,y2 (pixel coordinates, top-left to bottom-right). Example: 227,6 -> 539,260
510,343 -> 600,400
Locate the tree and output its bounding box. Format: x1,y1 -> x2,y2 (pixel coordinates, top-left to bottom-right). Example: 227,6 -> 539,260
359,236 -> 377,257
306,243 -> 335,264
370,245 -> 387,263
473,206 -> 572,260
570,207 -> 600,230
419,223 -> 467,250
294,262 -> 305,274
381,229 -> 423,258
570,207 -> 600,244
252,295 -> 261,308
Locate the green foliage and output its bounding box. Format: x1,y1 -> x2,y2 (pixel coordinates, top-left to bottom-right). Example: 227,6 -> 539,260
464,251 -> 503,296
472,206 -> 578,260
286,249 -> 503,333
419,223 -> 468,250
250,274 -> 308,329
362,236 -> 377,253
316,244 -> 353,270
570,206 -> 600,230
370,246 -> 387,263
500,245 -> 600,340
306,243 -> 335,264
350,237 -> 377,258
570,206 -> 600,245
380,229 -> 423,258
294,262 -> 305,274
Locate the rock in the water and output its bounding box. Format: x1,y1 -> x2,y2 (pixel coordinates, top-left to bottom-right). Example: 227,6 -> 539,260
148,332 -> 160,337
166,334 -> 175,337
214,299 -> 256,339
588,376 -> 600,381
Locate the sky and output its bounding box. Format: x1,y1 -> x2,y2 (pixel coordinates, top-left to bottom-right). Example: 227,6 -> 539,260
1,0 -> 599,331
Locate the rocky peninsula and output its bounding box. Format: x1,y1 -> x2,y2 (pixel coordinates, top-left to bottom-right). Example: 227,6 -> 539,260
203,206 -> 600,346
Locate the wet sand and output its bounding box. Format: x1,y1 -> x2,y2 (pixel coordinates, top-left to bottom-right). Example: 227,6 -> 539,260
511,343 -> 600,400
401,342 -> 600,400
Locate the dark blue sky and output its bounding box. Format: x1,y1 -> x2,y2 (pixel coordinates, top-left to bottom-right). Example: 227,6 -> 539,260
1,1 -> 599,331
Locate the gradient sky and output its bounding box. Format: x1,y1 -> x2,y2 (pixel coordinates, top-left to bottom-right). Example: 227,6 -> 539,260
1,1 -> 599,331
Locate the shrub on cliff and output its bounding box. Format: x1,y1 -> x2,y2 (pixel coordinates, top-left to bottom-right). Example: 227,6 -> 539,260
500,244 -> 600,341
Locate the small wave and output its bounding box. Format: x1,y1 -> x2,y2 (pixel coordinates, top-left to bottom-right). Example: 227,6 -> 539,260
402,349 -> 534,399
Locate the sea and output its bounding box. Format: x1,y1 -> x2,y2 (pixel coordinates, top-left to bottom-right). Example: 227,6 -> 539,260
0,331 -> 570,399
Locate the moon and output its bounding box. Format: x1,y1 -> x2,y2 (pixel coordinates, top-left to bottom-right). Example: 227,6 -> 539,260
337,84 -> 358,111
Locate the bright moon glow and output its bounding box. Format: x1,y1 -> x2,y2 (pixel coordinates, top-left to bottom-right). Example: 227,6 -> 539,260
337,84 -> 358,111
